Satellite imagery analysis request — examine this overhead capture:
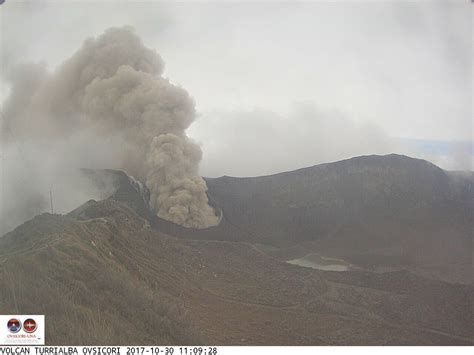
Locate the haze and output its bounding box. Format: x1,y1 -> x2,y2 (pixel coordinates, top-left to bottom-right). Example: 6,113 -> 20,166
1,1 -> 472,174
0,1 -> 472,234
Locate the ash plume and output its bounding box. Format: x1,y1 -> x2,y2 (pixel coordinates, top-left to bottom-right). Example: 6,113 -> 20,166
1,27 -> 218,229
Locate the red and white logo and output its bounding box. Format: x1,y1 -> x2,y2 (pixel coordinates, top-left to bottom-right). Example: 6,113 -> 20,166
23,319 -> 37,333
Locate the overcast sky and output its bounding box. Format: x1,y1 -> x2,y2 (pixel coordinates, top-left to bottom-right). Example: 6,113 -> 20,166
0,0 -> 472,176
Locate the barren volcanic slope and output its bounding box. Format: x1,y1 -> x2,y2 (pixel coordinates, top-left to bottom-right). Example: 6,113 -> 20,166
0,201 -> 472,345
0,171 -> 473,344
163,154 -> 472,284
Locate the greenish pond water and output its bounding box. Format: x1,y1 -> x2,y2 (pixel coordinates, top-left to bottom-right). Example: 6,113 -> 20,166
287,253 -> 351,271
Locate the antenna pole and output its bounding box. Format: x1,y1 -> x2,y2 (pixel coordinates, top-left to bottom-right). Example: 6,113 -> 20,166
50,189 -> 54,214
1,152 -> 3,220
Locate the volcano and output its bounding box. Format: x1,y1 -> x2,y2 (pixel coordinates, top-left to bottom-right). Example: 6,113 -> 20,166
0,154 -> 472,345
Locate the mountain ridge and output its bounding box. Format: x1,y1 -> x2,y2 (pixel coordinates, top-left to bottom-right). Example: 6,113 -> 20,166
155,154 -> 473,284
1,196 -> 472,345
0,153 -> 472,344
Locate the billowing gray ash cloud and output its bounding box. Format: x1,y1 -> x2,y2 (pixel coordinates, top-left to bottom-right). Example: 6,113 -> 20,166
1,27 -> 218,229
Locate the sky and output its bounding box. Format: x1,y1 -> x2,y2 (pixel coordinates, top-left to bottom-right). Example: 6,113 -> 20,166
0,0 -> 472,177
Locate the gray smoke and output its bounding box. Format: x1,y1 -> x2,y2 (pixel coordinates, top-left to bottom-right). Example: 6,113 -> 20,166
1,27 -> 218,229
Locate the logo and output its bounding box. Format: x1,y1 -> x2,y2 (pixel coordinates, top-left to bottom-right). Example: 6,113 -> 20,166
7,319 -> 21,333
23,319 -> 37,333
1,315 -> 44,345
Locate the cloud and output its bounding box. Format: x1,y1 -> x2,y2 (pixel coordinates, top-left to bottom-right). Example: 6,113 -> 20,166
1,27 -> 218,233
1,2 -> 470,142
0,1 -> 471,235
189,104 -> 394,177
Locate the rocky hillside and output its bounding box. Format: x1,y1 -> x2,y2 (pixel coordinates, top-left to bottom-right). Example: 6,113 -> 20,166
158,154 -> 472,284
0,196 -> 472,345
1,154 -> 472,344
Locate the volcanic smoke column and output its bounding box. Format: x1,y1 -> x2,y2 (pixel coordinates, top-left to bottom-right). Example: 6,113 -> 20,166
78,28 -> 219,228
3,27 -> 218,228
